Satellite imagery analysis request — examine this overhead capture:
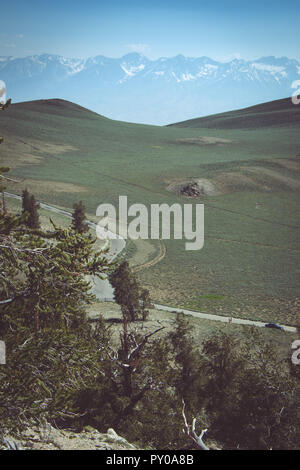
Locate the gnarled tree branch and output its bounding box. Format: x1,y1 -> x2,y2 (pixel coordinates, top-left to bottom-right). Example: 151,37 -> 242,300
182,399 -> 209,450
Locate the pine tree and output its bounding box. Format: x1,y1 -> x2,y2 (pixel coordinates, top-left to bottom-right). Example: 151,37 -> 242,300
140,288 -> 151,321
27,194 -> 40,228
0,171 -> 113,435
22,190 -> 40,228
21,188 -> 31,214
72,201 -> 88,233
0,102 -> 114,438
169,313 -> 206,412
109,261 -> 149,321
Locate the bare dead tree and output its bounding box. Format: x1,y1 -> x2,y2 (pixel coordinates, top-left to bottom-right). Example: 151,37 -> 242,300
182,399 -> 210,450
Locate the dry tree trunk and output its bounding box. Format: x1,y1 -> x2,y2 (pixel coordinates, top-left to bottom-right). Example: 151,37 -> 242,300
182,399 -> 210,450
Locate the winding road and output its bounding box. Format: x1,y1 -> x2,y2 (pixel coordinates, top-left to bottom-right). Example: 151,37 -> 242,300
4,192 -> 296,333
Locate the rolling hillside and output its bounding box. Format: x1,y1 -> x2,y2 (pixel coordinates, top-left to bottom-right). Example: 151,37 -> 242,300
169,97 -> 300,129
1,98 -> 300,324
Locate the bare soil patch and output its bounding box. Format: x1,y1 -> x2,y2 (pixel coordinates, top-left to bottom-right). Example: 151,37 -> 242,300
166,178 -> 221,197
166,158 -> 300,198
271,158 -> 300,172
0,138 -> 78,168
245,167 -> 300,190
214,171 -> 272,193
173,136 -> 232,146
18,178 -> 88,195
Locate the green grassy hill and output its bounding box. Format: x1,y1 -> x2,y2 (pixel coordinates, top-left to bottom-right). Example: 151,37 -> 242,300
1,98 -> 300,324
169,97 -> 300,129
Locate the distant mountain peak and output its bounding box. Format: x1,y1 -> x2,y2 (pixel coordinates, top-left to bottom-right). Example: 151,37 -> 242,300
1,52 -> 299,125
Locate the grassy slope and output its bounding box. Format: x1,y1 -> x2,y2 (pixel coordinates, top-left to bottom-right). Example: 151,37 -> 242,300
169,97 -> 300,129
1,98 -> 300,324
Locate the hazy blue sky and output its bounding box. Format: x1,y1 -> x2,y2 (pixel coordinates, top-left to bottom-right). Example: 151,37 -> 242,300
1,0 -> 299,61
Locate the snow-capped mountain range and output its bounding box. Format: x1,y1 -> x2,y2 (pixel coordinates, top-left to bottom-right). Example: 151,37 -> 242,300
0,53 -> 299,124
